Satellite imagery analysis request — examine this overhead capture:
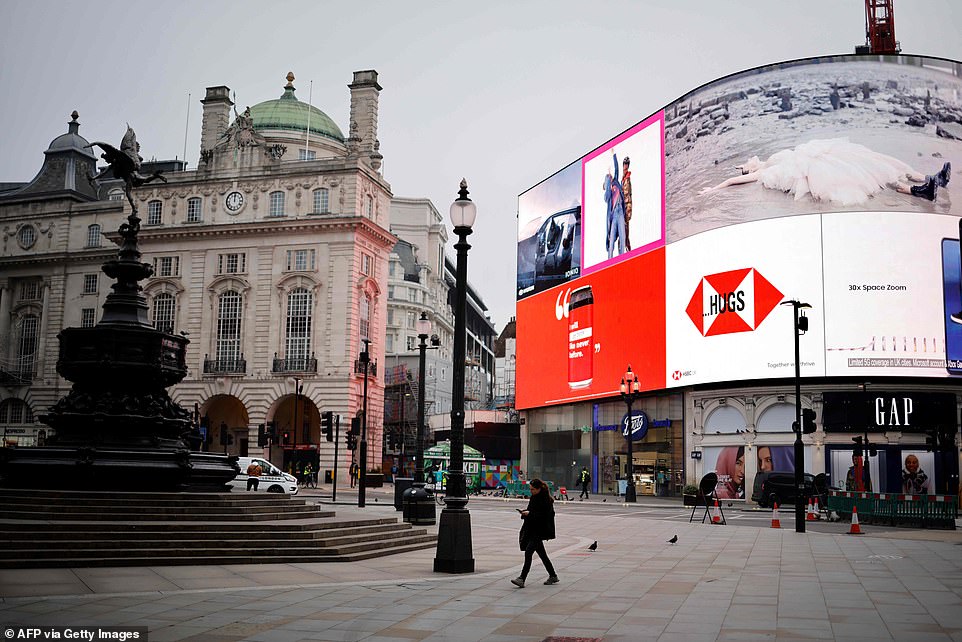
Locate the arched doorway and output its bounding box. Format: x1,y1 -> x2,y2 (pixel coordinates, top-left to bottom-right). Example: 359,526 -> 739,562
271,393 -> 320,475
201,394 -> 249,456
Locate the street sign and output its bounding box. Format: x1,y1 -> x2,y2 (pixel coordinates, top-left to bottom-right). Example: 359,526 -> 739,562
621,410 -> 649,442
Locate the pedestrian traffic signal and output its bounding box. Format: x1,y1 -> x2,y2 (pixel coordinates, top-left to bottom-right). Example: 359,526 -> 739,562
322,411 -> 334,442
801,408 -> 817,434
257,423 -> 267,448
283,431 -> 291,445
852,435 -> 863,458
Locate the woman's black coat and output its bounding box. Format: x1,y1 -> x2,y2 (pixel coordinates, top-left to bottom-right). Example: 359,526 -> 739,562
519,490 -> 555,549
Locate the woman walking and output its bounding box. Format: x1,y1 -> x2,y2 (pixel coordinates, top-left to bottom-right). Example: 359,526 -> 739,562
512,478 -> 559,588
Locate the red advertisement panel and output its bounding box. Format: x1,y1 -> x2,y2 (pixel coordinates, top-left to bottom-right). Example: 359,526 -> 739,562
516,248 -> 666,409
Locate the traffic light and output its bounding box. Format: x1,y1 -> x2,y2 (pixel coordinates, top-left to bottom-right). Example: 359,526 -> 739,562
322,411 -> 334,442
852,435 -> 863,458
283,431 -> 291,445
257,423 -> 267,448
801,408 -> 817,434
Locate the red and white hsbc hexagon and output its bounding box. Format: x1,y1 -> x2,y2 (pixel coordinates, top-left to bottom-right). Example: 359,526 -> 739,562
686,268 -> 784,337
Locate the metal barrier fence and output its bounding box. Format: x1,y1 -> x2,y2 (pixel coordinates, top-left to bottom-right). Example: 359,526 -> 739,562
826,490 -> 957,529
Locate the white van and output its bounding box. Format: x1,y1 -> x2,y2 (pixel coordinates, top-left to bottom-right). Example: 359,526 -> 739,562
231,457 -> 299,495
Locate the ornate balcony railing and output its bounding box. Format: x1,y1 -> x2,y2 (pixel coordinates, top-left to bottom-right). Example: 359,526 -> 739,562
203,355 -> 247,374
272,354 -> 317,373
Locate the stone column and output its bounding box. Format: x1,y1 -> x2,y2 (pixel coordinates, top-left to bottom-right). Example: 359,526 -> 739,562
36,281 -> 50,378
0,281 -> 11,363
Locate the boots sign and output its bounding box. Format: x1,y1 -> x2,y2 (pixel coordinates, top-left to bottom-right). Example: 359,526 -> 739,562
621,410 -> 650,441
822,391 -> 956,432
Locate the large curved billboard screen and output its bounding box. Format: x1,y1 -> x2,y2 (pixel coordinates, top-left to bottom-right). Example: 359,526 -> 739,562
517,54 -> 962,410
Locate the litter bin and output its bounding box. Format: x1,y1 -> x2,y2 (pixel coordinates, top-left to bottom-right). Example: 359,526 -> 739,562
394,477 -> 414,511
324,470 -> 333,484
402,484 -> 436,525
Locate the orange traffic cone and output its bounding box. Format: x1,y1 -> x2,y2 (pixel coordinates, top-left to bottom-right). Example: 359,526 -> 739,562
848,505 -> 863,535
813,497 -> 821,519
771,502 -> 781,529
711,498 -> 722,524
806,499 -> 817,521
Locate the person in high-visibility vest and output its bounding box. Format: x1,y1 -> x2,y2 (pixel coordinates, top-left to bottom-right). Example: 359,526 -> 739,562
578,467 -> 591,500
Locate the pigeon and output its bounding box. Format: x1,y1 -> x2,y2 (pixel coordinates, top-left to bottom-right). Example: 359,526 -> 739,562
667,535 -> 678,545
602,499 -> 607,502
588,541 -> 598,551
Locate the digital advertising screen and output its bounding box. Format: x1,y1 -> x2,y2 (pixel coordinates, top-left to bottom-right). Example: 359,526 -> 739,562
517,54 -> 962,410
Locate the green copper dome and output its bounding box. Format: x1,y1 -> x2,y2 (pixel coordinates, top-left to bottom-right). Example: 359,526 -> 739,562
247,74 -> 344,143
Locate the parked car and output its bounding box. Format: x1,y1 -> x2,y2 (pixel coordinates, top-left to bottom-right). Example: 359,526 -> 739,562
751,471 -> 816,508
231,457 -> 298,495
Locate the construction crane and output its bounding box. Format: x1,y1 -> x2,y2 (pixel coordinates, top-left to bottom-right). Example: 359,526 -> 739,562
856,0 -> 900,54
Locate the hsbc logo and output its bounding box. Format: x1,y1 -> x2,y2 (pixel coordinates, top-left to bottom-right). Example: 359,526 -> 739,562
686,268 -> 783,337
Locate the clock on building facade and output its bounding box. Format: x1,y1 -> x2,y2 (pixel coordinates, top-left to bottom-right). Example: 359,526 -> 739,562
225,191 -> 245,213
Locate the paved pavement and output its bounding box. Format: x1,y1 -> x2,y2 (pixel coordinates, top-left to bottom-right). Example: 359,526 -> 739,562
2,486 -> 962,641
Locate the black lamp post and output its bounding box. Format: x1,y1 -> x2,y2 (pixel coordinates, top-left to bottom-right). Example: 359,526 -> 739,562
292,376 -> 302,468
358,338 -> 370,508
620,365 -> 641,503
403,312 -> 437,525
781,299 -> 811,533
434,179 -> 476,574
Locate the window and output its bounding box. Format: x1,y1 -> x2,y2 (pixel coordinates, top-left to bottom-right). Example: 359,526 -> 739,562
269,191 -> 285,217
388,261 -> 396,277
215,291 -> 243,363
0,399 -> 32,424
17,225 -> 36,249
152,293 -> 176,334
298,149 -> 316,161
83,274 -> 98,294
153,256 -> 180,277
386,334 -> 394,353
366,195 -> 374,217
388,285 -> 395,300
361,253 -> 373,276
17,315 -> 38,376
286,249 -> 316,271
406,311 -> 416,329
406,336 -> 417,351
186,197 -> 202,223
285,288 -> 313,361
147,200 -> 163,226
313,188 -> 329,214
408,288 -> 417,303
86,224 -> 101,248
387,309 -> 394,326
218,253 -> 246,274
359,295 -> 370,342
108,188 -> 125,202
81,308 -> 96,328
19,281 -> 40,302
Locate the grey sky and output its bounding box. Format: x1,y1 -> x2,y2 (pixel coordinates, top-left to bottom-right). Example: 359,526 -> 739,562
2,1 -> 961,330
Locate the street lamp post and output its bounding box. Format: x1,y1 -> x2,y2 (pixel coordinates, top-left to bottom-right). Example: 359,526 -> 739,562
620,365 -> 641,503
434,179 -> 476,574
781,299 -> 811,534
402,311 -> 437,525
292,377 -> 301,470
358,338 -> 370,508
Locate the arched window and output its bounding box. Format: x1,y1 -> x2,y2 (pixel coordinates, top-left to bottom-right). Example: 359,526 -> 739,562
147,200 -> 163,226
704,405 -> 744,435
108,188 -> 125,202
359,294 -> 370,342
216,290 -> 242,363
313,188 -> 329,214
285,288 -> 313,366
186,197 -> 202,223
17,314 -> 39,378
756,403 -> 796,433
0,399 -> 33,424
152,292 -> 176,334
269,191 -> 285,217
86,224 -> 101,248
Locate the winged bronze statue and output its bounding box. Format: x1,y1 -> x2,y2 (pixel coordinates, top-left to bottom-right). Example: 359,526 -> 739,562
86,126 -> 167,212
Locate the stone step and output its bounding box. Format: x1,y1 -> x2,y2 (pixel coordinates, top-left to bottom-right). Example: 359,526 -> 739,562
0,522 -> 403,541
0,509 -> 328,521
0,530 -> 434,558
0,501 -> 321,515
0,516 -> 397,532
0,491 -> 303,506
0,539 -> 439,569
